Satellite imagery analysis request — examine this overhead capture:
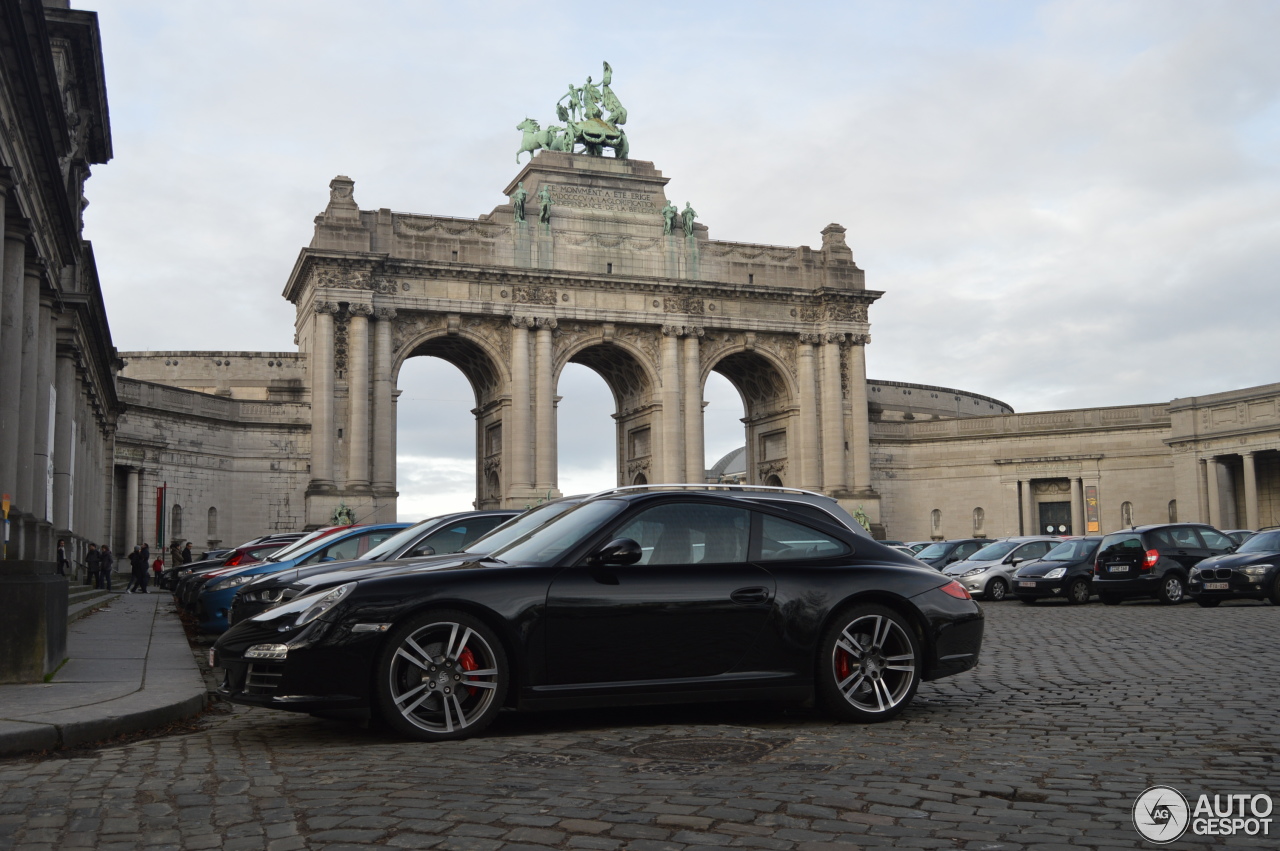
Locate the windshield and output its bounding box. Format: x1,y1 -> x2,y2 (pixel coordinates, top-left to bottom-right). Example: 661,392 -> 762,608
266,527 -> 346,561
1043,539 -> 1099,561
490,499 -> 627,565
461,501 -> 579,554
361,516 -> 443,561
1238,530 -> 1280,553
915,543 -> 948,559
967,541 -> 1018,561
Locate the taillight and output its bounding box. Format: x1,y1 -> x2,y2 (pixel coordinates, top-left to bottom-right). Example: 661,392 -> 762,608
224,553 -> 243,566
938,580 -> 972,600
1094,559 -> 1102,575
1142,549 -> 1159,571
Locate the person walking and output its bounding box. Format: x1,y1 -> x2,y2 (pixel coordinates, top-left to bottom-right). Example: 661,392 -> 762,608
86,544 -> 102,589
99,544 -> 114,591
126,546 -> 147,593
169,540 -> 182,567
56,540 -> 68,576
182,542 -> 193,564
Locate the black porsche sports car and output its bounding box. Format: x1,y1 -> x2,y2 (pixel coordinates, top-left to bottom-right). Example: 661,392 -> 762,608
213,490 -> 984,741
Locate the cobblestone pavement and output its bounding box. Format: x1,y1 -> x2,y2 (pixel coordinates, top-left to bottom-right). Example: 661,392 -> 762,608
2,599 -> 1277,850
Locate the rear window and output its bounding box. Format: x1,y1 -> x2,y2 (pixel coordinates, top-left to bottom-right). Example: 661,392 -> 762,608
1099,534 -> 1144,556
1044,539 -> 1099,561
916,542 -> 948,559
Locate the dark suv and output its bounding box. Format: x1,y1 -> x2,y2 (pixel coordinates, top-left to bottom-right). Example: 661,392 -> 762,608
1093,523 -> 1236,605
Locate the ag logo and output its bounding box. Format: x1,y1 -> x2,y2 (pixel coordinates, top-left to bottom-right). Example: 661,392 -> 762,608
1134,785 -> 1190,843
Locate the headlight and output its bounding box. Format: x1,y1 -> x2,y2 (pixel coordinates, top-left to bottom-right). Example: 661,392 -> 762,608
1242,565 -> 1273,575
1044,567 -> 1066,579
208,574 -> 256,591
296,583 -> 356,627
1190,568 -> 1201,578
962,567 -> 985,577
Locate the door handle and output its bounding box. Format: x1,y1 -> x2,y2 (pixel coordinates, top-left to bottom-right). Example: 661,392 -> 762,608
731,586 -> 769,604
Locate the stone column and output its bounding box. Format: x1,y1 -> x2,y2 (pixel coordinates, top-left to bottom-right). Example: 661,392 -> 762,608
533,318 -> 556,493
371,308 -> 396,493
1205,457 -> 1221,528
660,326 -> 684,483
797,336 -> 821,491
683,329 -> 704,484
820,334 -> 846,493
1221,461 -> 1238,528
846,336 -> 872,492
310,301 -> 339,490
346,304 -> 372,491
1070,477 -> 1084,536
16,260 -> 41,520
52,352 -> 76,532
124,466 -> 139,549
33,294 -> 55,522
1243,451 -> 1259,531
0,228 -> 26,510
509,317 -> 533,491
1023,480 -> 1037,534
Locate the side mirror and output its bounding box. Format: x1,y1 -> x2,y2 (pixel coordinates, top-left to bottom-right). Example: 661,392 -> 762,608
412,545 -> 436,557
589,537 -> 642,567
1008,557 -> 1023,566
319,556 -> 336,563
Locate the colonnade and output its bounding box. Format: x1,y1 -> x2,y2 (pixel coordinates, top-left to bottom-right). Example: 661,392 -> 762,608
1202,452 -> 1267,530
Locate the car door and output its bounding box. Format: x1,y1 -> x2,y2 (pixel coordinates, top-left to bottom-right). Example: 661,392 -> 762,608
402,515 -> 511,558
1165,527 -> 1209,571
1002,541 -> 1053,580
544,501 -> 773,685
1196,528 -> 1235,559
297,528 -> 400,565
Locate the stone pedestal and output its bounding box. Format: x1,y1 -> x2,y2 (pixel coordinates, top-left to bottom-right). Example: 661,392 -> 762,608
0,560 -> 67,683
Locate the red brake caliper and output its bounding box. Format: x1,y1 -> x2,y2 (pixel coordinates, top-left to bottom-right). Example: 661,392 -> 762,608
458,648 -> 479,696
836,648 -> 851,681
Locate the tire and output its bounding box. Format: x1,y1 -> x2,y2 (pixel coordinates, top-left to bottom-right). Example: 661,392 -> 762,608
375,609 -> 509,742
986,578 -> 1008,602
818,604 -> 921,723
1066,579 -> 1091,606
1195,598 -> 1221,608
1157,574 -> 1186,605
1269,574 -> 1280,606
1100,594 -> 1122,606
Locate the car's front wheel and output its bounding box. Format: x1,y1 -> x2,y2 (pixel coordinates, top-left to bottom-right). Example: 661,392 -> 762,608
818,604 -> 921,723
986,578 -> 1008,602
375,609 -> 508,742
1269,574 -> 1280,606
1066,579 -> 1091,605
1157,574 -> 1186,605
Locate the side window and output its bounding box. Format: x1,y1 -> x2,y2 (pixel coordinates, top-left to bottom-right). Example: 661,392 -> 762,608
1023,542 -> 1052,558
613,503 -> 750,566
1148,530 -> 1174,549
957,542 -> 980,559
359,531 -> 398,555
415,525 -> 469,556
1169,527 -> 1200,548
757,514 -> 849,561
1197,529 -> 1233,550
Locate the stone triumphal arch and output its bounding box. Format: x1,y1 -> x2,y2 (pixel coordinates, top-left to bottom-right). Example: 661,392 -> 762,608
284,153 -> 880,528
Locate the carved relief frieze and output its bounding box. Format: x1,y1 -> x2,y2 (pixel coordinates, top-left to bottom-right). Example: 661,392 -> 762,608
1032,480 -> 1072,495
617,325 -> 660,367
512,285 -> 558,305
663,295 -> 705,315
757,461 -> 787,477
333,311 -> 349,372
552,322 -> 593,362
394,218 -> 509,239
755,333 -> 798,374
310,266 -> 372,291
558,231 -> 663,252
626,459 -> 652,474
824,303 -> 868,322
391,313 -> 446,352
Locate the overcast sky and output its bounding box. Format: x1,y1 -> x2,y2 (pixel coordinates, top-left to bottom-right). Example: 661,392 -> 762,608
83,1 -> 1280,519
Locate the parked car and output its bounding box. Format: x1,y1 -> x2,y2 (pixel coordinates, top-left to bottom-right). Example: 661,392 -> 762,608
213,489 -> 984,741
941,536 -> 1061,601
227,510 -> 521,624
1012,536 -> 1103,604
915,538 -> 989,570
1188,528 -> 1280,607
906,542 -> 931,553
1092,523 -> 1236,605
162,535 -> 301,590
1220,529 -> 1255,546
195,524 -> 406,633
176,529 -> 349,606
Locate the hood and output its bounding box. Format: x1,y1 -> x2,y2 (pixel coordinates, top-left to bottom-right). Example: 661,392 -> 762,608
1196,551 -> 1280,570
1015,557 -> 1088,578
290,553 -> 475,593
943,558 -> 1002,576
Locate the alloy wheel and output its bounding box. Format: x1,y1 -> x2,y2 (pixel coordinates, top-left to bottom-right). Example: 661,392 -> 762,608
383,616 -> 504,738
829,610 -> 918,719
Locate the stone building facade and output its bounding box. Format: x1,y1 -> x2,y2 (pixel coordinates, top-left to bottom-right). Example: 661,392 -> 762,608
1,0 -> 119,680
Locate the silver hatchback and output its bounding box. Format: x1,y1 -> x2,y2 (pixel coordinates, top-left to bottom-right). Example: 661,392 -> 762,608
941,536 -> 1062,601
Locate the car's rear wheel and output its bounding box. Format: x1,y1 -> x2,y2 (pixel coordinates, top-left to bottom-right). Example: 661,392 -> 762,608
986,578 -> 1008,602
818,604 -> 921,723
1195,598 -> 1220,608
375,609 -> 508,742
1157,575 -> 1185,605
1066,579 -> 1091,605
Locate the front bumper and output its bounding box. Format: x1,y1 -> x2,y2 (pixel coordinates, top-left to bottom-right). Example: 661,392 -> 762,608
1189,573 -> 1269,601
1012,577 -> 1074,598
1091,574 -> 1160,598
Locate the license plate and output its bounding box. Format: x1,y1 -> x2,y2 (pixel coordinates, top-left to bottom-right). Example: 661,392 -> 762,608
1018,581 -> 1036,588
1204,582 -> 1229,590
1109,565 -> 1129,573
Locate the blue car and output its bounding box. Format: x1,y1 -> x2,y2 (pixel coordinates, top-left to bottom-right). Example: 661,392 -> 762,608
196,523 -> 408,633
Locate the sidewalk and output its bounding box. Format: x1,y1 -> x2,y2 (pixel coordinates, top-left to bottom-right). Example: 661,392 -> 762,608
0,589 -> 207,757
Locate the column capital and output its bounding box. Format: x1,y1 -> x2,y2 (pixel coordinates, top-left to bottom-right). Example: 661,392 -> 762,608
313,299 -> 341,315
348,303 -> 374,318
373,307 -> 397,321
824,332 -> 848,346
510,315 -> 536,329
799,333 -> 823,345
662,324 -> 703,337
534,316 -> 558,330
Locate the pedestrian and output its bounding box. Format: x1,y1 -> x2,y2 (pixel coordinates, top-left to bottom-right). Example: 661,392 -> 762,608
127,546 -> 147,593
99,544 -> 114,591
151,554 -> 164,584
56,539 -> 68,576
86,544 -> 102,589
169,540 -> 182,567
140,542 -> 150,566
182,542 -> 193,564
